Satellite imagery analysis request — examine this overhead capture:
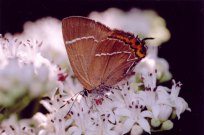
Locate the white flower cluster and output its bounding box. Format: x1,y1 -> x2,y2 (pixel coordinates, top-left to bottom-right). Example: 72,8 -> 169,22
0,36 -> 59,106
0,115 -> 36,135
39,70 -> 190,135
0,69 -> 190,135
14,17 -> 69,69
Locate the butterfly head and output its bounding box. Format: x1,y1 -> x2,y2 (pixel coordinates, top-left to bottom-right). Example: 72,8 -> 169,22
134,36 -> 154,59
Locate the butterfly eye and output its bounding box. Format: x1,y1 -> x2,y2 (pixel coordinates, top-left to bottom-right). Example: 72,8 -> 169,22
135,40 -> 140,45
140,46 -> 147,54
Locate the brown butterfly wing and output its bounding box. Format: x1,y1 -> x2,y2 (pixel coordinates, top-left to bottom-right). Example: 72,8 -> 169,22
62,16 -> 112,90
65,38 -> 98,90
88,39 -> 136,87
104,59 -> 135,86
101,42 -> 136,86
62,16 -> 111,43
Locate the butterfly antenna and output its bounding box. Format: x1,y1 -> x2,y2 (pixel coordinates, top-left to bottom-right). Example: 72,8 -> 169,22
141,37 -> 154,42
66,93 -> 80,114
67,89 -> 90,115
60,90 -> 83,110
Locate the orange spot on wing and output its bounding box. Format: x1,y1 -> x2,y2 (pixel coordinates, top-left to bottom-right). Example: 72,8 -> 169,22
108,30 -> 146,59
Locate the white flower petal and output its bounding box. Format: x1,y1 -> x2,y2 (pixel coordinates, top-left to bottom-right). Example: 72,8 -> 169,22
175,97 -> 190,119
138,117 -> 151,133
157,105 -> 172,121
131,124 -> 143,135
123,118 -> 135,134
141,110 -> 153,118
152,104 -> 160,118
68,126 -> 82,135
115,108 -> 131,116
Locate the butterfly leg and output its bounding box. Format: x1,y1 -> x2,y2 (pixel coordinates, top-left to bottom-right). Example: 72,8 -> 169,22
104,94 -> 112,101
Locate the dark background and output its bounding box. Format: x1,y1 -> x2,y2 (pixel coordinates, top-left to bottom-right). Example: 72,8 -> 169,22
0,0 -> 203,135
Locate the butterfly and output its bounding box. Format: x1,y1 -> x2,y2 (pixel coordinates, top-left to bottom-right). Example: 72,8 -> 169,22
62,16 -> 153,105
